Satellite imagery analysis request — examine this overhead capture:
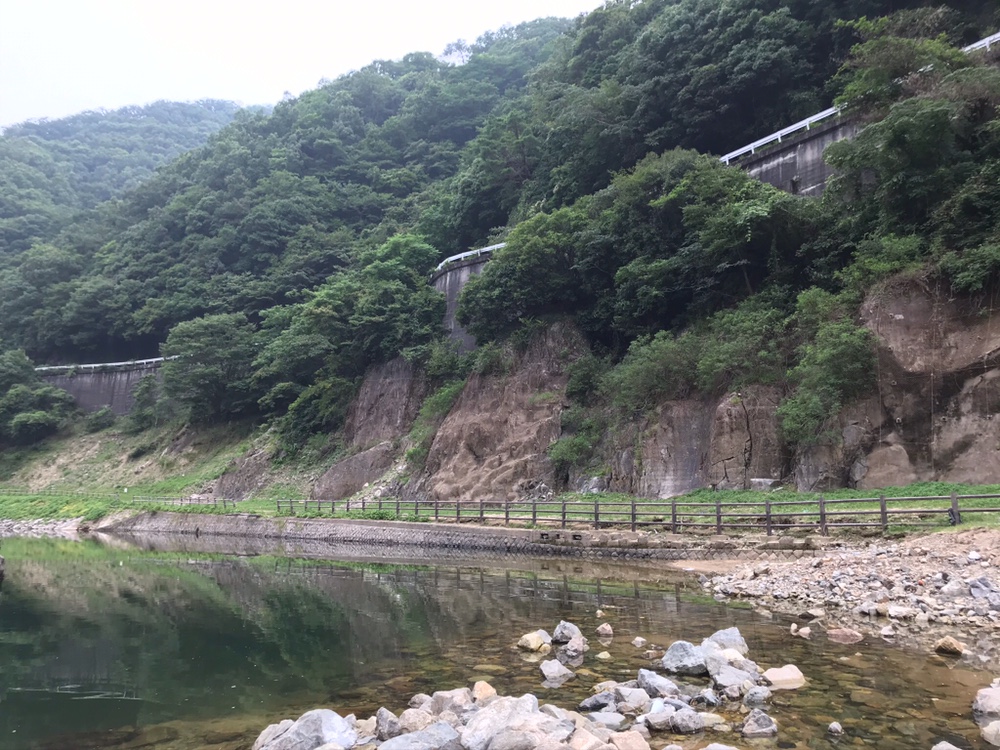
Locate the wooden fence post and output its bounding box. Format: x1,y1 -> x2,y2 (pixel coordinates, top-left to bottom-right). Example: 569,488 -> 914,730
346,497 -> 351,514
715,497 -> 722,534
414,498 -> 420,518
378,496 -> 383,512
361,496 -> 366,513
479,498 -> 484,524
396,495 -> 400,517
879,495 -> 888,532
594,496 -> 600,530
434,497 -> 439,522
765,500 -> 772,536
630,496 -> 637,532
671,499 -> 677,533
561,498 -> 567,529
504,498 -> 510,526
951,491 -> 962,525
819,496 -> 827,536
456,499 -> 461,523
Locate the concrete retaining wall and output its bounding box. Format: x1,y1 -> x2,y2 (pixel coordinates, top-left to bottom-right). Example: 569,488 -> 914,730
40,364 -> 160,415
740,118 -> 859,196
431,258 -> 490,352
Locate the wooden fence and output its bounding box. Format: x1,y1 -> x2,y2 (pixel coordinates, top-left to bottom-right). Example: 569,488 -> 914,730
273,491 -> 997,535
0,486 -> 232,509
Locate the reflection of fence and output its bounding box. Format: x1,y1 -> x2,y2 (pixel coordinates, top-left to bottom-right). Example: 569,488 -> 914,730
277,492 -> 999,536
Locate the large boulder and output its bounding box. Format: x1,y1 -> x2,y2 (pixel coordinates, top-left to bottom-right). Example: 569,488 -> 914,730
380,722 -> 461,750
637,669 -> 678,698
742,709 -> 778,738
553,621 -> 584,643
462,695 -> 574,750
704,627 -> 749,656
661,641 -> 707,676
255,710 -> 357,750
668,709 -> 704,734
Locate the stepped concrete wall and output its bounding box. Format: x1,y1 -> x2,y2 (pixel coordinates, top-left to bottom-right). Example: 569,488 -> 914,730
39,362 -> 160,415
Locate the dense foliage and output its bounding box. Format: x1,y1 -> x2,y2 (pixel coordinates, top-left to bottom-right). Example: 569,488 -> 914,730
2,2 -> 998,456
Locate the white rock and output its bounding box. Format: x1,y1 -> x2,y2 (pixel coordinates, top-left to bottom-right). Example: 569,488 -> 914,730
762,665 -> 806,690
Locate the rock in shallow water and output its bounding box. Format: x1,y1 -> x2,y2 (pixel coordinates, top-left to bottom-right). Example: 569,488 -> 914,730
552,621 -> 583,643
255,709 -> 357,750
741,708 -> 778,738
661,641 -> 707,676
540,659 -> 574,683
762,664 -> 806,690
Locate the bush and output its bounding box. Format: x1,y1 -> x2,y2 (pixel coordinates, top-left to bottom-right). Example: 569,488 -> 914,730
9,410 -> 60,445
84,407 -> 116,433
405,381 -> 466,470
603,331 -> 699,412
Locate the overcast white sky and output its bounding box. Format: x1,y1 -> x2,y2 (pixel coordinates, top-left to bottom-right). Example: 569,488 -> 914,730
0,0 -> 603,127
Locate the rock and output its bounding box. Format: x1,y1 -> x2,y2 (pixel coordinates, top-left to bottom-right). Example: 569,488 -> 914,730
518,631 -> 551,651
661,641 -> 708,676
939,579 -> 967,599
472,681 -> 497,703
701,746 -> 740,750
488,730 -> 536,750
608,731 -> 649,750
827,628 -> 864,644
705,627 -> 749,656
631,637 -> 648,648
983,720 -> 1000,747
642,711 -> 676,732
931,742 -> 962,750
741,709 -> 778,738
570,728 -> 605,750
934,636 -> 968,655
579,692 -> 616,712
463,695 -> 573,750
712,664 -> 755,693
560,635 -> 589,661
596,651 -> 612,660
589,713 -> 628,731
430,689 -> 474,716
796,626 -> 812,638
257,710 -> 357,750
971,551 -> 983,561
614,686 -> 651,709
540,659 -> 574,683
974,686 -> 1000,717
553,621 -> 583,643
743,686 -> 772,706
881,626 -> 896,638
668,709 -> 704,734
762,665 -> 806,690
636,669 -> 677,698
253,720 -> 294,750
399,709 -> 436,734
596,623 -> 614,638
376,708 -> 402,741
828,721 -> 843,735
380,722 -> 461,750
410,694 -> 432,710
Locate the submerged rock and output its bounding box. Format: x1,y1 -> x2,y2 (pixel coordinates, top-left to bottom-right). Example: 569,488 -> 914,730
741,709 -> 778,738
552,621 -> 583,643
762,665 -> 806,690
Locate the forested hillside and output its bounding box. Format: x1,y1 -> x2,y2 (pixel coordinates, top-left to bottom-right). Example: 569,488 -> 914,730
0,100 -> 242,256
1,0 -> 998,464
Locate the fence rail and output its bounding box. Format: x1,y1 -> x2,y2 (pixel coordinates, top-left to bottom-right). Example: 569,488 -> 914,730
272,491 -> 996,536
0,485 -> 996,536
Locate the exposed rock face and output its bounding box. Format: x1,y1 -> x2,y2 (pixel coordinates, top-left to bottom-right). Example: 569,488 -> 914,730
848,279 -> 1000,489
416,324 -> 584,504
344,357 -> 427,450
310,357 -> 426,501
311,442 -> 396,501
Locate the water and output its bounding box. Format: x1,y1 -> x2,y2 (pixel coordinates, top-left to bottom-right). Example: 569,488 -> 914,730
0,537 -> 992,749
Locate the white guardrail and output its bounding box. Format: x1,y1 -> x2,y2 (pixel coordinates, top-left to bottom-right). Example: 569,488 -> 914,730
434,242 -> 507,272
719,29 -> 1000,165
35,356 -> 175,373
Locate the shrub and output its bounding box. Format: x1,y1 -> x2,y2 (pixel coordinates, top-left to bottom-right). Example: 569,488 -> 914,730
9,411 -> 60,445
84,407 -> 116,433
602,331 -> 699,412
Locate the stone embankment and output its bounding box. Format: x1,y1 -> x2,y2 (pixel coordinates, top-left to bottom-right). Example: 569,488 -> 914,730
253,624 -> 807,750
0,517 -> 81,539
707,528 -> 1000,668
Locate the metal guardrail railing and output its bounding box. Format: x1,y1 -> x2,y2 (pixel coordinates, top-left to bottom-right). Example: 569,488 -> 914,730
720,29 -> 999,165
34,356 -> 176,374
719,107 -> 842,164
434,243 -> 506,272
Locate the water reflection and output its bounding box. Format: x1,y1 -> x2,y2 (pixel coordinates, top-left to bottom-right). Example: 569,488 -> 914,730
0,538 -> 992,749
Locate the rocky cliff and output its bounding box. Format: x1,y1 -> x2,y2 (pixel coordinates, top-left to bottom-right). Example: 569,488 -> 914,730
278,280 -> 1000,503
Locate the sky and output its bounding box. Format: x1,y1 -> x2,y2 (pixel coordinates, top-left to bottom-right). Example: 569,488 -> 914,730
0,0 -> 603,127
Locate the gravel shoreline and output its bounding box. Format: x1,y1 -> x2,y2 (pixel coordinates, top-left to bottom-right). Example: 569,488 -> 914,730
707,527 -> 1000,668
